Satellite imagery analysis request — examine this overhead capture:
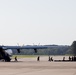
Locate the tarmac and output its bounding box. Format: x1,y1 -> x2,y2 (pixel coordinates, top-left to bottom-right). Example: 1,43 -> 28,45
0,56 -> 76,75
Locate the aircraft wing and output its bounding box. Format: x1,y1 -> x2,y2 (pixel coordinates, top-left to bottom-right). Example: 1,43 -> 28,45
2,45 -> 47,49
1,45 -> 48,53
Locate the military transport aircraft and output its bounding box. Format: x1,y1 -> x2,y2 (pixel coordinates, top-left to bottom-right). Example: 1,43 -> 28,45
0,45 -> 47,62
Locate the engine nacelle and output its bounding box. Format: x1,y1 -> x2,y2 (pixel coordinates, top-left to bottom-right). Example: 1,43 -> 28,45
5,49 -> 13,57
34,48 -> 37,53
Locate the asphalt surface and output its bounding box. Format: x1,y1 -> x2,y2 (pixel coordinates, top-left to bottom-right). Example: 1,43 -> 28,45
0,56 -> 76,75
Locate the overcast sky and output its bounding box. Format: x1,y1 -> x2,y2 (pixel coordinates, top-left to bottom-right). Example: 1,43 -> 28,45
0,0 -> 76,45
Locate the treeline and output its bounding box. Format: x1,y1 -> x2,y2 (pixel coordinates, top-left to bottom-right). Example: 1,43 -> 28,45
12,45 -> 70,55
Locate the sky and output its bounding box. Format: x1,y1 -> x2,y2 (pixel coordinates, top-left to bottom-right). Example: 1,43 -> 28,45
0,0 -> 76,46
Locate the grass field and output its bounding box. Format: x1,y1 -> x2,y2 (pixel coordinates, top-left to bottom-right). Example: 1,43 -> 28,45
12,55 -> 37,59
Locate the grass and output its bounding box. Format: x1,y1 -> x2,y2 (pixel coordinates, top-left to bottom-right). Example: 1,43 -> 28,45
12,55 -> 37,59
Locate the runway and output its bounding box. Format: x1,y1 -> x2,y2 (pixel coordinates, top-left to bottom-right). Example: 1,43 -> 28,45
0,56 -> 76,75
